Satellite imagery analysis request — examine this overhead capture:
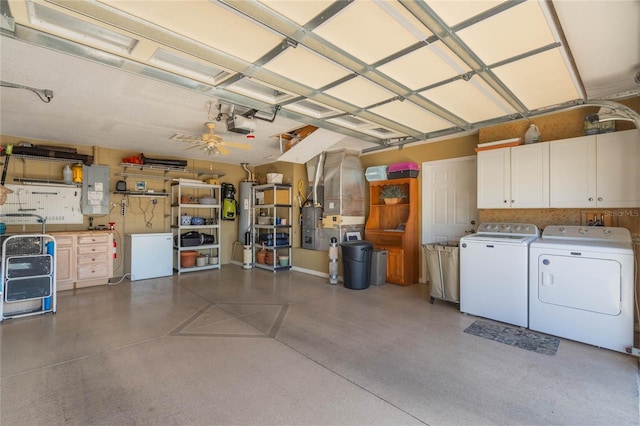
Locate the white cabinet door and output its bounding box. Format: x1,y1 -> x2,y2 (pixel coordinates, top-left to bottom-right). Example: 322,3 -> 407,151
510,143 -> 549,208
549,130 -> 639,208
550,135 -> 597,208
596,130 -> 639,207
477,147 -> 510,208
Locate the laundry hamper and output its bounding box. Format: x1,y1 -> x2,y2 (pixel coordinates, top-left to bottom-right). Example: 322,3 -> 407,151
423,242 -> 460,304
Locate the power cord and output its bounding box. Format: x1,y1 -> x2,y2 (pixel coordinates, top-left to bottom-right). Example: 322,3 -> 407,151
108,273 -> 131,285
1,81 -> 53,103
137,197 -> 156,228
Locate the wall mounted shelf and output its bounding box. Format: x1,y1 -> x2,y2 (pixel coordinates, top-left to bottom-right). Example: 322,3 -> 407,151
120,163 -> 226,178
12,178 -> 81,187
112,191 -> 170,197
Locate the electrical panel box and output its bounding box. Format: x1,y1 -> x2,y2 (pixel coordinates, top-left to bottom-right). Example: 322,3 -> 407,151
81,165 -> 110,215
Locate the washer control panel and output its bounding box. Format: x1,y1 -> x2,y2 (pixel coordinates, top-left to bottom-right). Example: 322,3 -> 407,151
476,223 -> 539,236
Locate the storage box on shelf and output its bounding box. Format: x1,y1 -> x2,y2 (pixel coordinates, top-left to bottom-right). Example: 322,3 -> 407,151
251,183 -> 292,272
364,178 -> 419,286
171,181 -> 221,274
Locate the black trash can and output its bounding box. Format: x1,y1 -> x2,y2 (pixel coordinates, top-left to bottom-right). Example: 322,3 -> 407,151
340,240 -> 373,290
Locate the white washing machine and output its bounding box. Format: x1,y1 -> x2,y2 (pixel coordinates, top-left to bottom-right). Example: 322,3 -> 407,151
460,223 -> 540,327
529,226 -> 634,353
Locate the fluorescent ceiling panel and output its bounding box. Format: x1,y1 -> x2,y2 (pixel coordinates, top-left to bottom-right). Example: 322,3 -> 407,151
225,78 -> 296,104
377,41 -> 470,90
313,0 -> 430,64
27,1 -> 137,54
457,1 -> 555,65
369,100 -> 453,134
326,116 -> 406,139
426,0 -> 502,27
493,49 -> 580,110
262,45 -> 351,89
149,48 -> 232,86
257,0 -> 332,26
420,77 -> 516,123
283,99 -> 342,119
323,77 -> 394,108
96,0 -> 281,63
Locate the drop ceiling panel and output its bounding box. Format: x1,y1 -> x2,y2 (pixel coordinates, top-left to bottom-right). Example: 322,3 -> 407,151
257,0 -> 333,26
262,45 -> 351,89
457,1 -> 555,65
313,0 -> 430,64
420,78 -> 516,123
225,77 -> 296,104
377,42 -> 470,90
369,100 -> 453,134
97,0 -> 282,63
426,0 -> 503,27
493,49 -> 580,110
323,77 -> 394,108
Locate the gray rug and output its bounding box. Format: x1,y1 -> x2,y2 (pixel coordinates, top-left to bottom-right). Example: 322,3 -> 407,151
464,320 -> 560,355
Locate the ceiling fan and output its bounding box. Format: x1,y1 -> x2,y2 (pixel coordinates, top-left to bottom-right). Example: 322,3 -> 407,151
170,122 -> 251,156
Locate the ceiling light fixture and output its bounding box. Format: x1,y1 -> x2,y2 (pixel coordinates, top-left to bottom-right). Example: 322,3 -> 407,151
0,80 -> 53,103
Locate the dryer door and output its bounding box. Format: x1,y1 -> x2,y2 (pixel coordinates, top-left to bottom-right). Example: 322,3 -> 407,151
536,254 -> 621,315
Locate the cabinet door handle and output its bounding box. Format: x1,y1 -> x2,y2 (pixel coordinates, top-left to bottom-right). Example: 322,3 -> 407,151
504,200 -> 508,203
588,197 -> 594,202
511,200 -> 515,203
597,197 -> 603,202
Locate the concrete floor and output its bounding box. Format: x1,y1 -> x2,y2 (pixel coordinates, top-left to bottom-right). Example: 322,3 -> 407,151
1,267 -> 638,425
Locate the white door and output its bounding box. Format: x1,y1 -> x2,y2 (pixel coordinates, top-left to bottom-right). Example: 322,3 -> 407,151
422,156 -> 477,244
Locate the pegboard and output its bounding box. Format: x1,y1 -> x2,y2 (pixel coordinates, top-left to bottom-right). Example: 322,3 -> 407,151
0,184 -> 83,224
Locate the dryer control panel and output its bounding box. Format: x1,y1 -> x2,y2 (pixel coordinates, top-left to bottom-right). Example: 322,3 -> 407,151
542,225 -> 631,242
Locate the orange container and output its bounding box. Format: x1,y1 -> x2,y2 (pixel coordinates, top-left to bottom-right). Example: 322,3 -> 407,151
180,250 -> 198,267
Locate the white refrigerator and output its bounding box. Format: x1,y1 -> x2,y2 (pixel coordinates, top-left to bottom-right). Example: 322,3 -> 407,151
125,233 -> 173,281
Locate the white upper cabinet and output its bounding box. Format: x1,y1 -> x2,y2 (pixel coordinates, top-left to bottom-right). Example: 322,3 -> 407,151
550,130 -> 639,208
477,147 -> 510,208
477,143 -> 549,209
510,143 -> 550,208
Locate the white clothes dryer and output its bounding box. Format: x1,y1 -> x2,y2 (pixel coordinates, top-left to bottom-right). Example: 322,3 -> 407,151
460,223 -> 540,327
529,226 -> 634,353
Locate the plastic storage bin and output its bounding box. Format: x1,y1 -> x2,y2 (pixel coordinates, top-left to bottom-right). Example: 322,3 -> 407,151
365,165 -> 388,182
371,249 -> 388,285
340,240 -> 373,290
388,161 -> 419,179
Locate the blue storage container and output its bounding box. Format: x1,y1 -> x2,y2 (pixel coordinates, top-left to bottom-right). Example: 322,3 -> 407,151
365,165 -> 388,182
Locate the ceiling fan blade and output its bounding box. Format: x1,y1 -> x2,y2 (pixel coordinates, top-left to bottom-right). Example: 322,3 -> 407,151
216,145 -> 231,155
183,143 -> 201,150
221,141 -> 251,150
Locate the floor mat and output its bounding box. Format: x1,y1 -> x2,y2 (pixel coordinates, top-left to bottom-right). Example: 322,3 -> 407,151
464,320 -> 560,355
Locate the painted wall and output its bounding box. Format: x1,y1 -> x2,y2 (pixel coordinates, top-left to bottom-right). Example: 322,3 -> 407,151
0,135 -> 252,277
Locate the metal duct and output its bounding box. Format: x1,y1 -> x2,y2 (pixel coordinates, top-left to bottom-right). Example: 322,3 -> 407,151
238,163 -> 253,243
